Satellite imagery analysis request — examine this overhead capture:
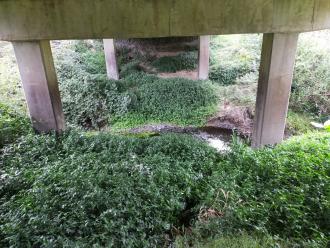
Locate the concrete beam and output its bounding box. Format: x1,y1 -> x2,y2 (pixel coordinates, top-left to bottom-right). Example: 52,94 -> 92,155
1,0 -> 330,41
104,39 -> 119,80
12,40 -> 65,133
198,36 -> 210,80
252,33 -> 299,147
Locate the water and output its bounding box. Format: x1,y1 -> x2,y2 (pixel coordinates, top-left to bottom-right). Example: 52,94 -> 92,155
122,124 -> 234,152
195,127 -> 232,152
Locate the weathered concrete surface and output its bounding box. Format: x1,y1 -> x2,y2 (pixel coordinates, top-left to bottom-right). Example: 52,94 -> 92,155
104,39 -> 119,80
12,41 -> 65,132
252,33 -> 299,147
1,0 -> 330,41
198,36 -> 210,80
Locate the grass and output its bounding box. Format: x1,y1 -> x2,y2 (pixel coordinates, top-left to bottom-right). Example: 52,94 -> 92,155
0,103 -> 31,148
55,41 -> 219,129
2,32 -> 329,134
0,131 -> 329,247
216,82 -> 257,108
0,42 -> 26,114
0,131 -> 220,247
177,132 -> 330,247
1,37 -> 329,246
176,233 -> 288,248
209,34 -> 262,85
112,77 -> 218,128
111,104 -> 217,130
151,52 -> 198,73
0,34 -> 329,248
286,111 -> 315,135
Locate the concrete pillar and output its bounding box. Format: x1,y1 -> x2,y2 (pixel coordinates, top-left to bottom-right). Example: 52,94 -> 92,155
103,39 -> 119,80
252,33 -> 299,147
12,40 -> 65,133
198,35 -> 210,80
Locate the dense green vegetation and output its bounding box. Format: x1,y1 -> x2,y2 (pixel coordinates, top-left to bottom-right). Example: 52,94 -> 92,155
1,33 -> 329,132
187,132 -> 330,247
0,132 -> 220,247
52,33 -> 329,132
176,233 -> 294,248
151,52 -> 198,73
0,42 -> 26,114
209,35 -> 261,85
0,32 -> 329,247
1,131 -> 329,247
291,37 -> 330,120
209,34 -> 329,122
0,103 -> 30,148
55,41 -> 218,129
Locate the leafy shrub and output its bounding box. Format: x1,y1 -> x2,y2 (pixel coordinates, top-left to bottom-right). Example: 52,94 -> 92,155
137,78 -> 216,118
1,131 -> 329,247
0,42 -> 26,113
286,111 -> 315,135
209,63 -> 251,85
195,132 -> 330,246
291,36 -> 330,119
209,35 -> 261,85
114,78 -> 218,128
55,41 -> 218,129
151,52 -> 198,73
176,233 -> 290,248
0,103 -> 31,148
60,75 -> 130,129
209,33 -> 330,118
0,131 -> 218,247
55,42 -> 131,129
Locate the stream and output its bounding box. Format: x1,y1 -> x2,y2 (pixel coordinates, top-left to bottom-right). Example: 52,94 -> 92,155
123,125 -> 235,152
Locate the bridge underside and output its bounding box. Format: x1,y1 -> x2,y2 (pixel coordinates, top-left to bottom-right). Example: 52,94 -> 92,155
1,0 -> 330,40
1,0 -> 329,147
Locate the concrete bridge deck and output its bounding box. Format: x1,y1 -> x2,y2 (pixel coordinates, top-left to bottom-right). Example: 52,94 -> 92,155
0,0 -> 330,40
1,0 -> 329,147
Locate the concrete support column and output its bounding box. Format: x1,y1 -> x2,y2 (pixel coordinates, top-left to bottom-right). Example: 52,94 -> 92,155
198,35 -> 210,80
252,33 -> 299,147
12,40 -> 65,133
103,39 -> 119,80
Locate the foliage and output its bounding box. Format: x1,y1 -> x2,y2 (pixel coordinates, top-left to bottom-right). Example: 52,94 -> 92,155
60,75 -> 131,129
114,77 -> 218,128
53,33 -> 330,132
291,35 -> 330,119
286,111 -> 314,135
55,42 -> 218,129
176,233 -> 291,248
209,64 -> 250,85
216,83 -> 257,108
208,32 -> 330,122
0,131 -> 218,247
1,131 -> 329,247
325,120 -> 330,132
209,35 -> 261,85
151,52 -> 198,73
55,41 -> 131,129
0,103 -> 31,148
0,42 -> 26,113
73,40 -> 107,73
192,132 -> 330,247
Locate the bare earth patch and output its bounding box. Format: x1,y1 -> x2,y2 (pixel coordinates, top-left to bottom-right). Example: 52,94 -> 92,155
138,61 -> 198,80
206,104 -> 254,137
120,38 -> 199,80
158,70 -> 197,80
